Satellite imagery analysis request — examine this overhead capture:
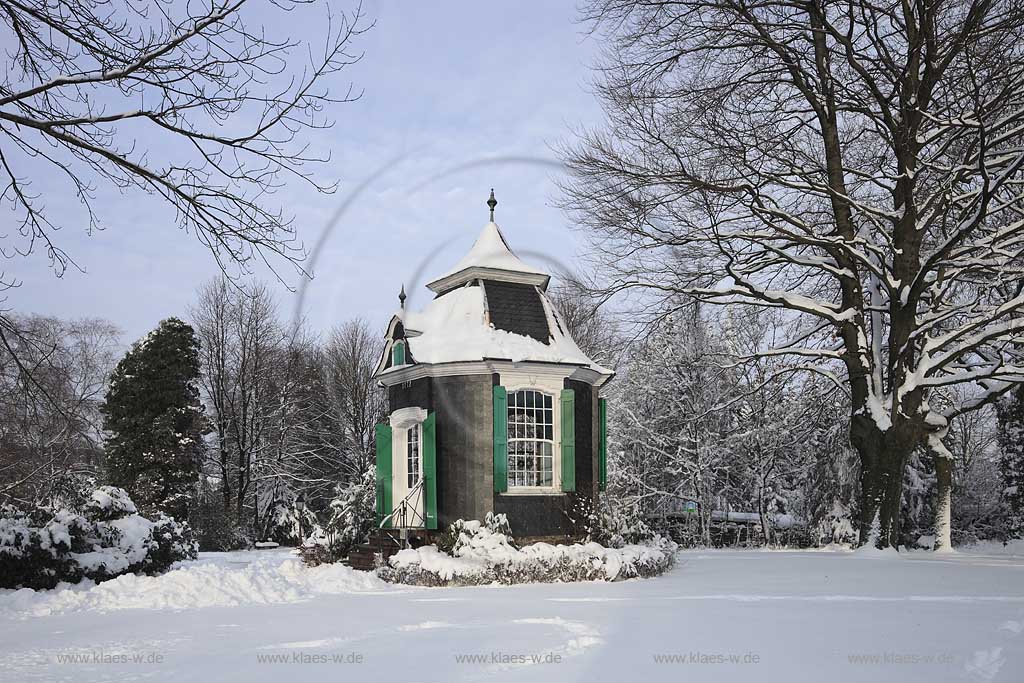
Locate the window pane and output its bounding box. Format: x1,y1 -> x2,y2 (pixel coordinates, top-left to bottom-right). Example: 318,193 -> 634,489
407,424 -> 420,488
506,390 -> 555,488
540,469 -> 552,487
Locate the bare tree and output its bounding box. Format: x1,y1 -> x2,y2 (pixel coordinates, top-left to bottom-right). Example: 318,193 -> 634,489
565,0 -> 1024,547
0,0 -> 369,282
257,327 -> 338,515
548,279 -> 626,368
0,315 -> 119,506
191,280 -> 382,540
191,278 -> 280,527
610,304 -> 739,545
322,318 -> 386,481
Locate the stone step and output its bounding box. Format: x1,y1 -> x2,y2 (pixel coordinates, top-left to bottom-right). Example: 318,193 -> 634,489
347,538 -> 402,572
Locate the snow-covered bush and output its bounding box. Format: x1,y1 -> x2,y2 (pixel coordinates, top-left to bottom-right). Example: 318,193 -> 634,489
145,513 -> 200,572
379,519 -> 676,586
262,499 -> 321,547
326,471 -> 375,551
436,512 -> 515,556
582,498 -> 654,548
0,508 -> 85,589
303,471 -> 375,566
47,473 -> 100,514
190,488 -> 251,551
83,485 -> 138,521
816,500 -> 858,546
0,487 -> 197,590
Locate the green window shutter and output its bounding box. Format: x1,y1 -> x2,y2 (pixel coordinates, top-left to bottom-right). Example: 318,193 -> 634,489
560,389 -> 576,492
493,385 -> 508,493
392,340 -> 405,366
423,412 -> 438,529
599,398 -> 608,492
374,423 -> 393,528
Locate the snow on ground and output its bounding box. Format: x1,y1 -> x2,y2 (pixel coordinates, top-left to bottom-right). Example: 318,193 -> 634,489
2,546 -> 1023,682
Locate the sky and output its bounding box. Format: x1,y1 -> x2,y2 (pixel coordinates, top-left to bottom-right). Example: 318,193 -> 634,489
10,2 -> 606,346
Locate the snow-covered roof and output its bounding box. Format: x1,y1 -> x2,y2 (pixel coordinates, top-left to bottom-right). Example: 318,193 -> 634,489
395,284 -> 597,367
375,208 -> 612,382
426,222 -> 549,293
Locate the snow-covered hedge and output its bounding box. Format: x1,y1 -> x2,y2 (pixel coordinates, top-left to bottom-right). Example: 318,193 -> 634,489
378,516 -> 676,586
0,486 -> 197,590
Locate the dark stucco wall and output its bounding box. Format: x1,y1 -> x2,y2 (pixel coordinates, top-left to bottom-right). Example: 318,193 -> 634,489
494,493 -> 574,538
389,377 -> 431,411
432,375 -> 494,527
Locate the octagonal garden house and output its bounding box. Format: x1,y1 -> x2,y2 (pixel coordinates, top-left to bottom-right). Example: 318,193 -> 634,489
372,192 -> 613,543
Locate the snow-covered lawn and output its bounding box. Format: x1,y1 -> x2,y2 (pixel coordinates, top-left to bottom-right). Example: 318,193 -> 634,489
1,546 -> 1023,682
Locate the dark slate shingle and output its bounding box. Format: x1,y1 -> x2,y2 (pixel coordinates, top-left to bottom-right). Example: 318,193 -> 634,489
483,280 -> 551,344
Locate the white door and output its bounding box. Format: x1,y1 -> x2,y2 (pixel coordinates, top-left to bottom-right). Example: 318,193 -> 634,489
390,422 -> 425,527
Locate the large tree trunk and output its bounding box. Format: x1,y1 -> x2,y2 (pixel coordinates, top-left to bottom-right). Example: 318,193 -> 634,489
851,416 -> 918,548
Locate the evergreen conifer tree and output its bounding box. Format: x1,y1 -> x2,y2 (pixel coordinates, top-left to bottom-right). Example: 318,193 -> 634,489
102,318 -> 206,520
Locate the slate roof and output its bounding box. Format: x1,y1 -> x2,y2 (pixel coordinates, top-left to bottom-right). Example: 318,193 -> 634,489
373,212 -> 613,379
483,280 -> 551,344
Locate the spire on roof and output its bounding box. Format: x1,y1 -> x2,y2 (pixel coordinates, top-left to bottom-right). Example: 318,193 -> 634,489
487,189 -> 497,222
424,193 -> 552,294
399,283 -> 407,309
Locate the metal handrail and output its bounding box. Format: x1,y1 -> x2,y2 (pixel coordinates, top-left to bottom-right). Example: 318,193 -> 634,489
379,476 -> 425,530
374,477 -> 426,566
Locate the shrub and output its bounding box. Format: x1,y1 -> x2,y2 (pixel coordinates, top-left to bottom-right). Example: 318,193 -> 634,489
0,487 -> 197,589
302,470 -> 375,566
816,500 -> 858,546
572,495 -> 653,548
83,485 -> 138,521
0,510 -> 84,589
437,512 -> 516,556
190,494 -> 251,551
380,517 -> 676,587
262,499 -> 321,547
144,513 -> 199,573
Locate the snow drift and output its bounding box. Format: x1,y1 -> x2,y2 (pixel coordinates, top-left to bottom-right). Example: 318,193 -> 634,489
0,549 -> 390,619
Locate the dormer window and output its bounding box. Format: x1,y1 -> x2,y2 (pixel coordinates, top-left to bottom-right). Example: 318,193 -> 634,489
392,340 -> 406,366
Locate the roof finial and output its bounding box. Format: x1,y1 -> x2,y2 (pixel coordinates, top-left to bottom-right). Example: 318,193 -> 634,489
398,283 -> 406,309
487,188 -> 497,222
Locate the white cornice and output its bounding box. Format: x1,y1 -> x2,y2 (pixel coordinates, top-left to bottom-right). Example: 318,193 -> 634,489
426,267 -> 550,294
375,359 -> 613,388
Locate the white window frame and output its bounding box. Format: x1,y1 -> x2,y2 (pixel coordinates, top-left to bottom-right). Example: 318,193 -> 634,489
389,407 -> 428,519
406,422 -> 421,488
502,375 -> 562,494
